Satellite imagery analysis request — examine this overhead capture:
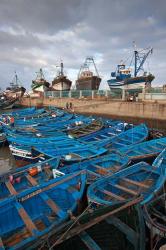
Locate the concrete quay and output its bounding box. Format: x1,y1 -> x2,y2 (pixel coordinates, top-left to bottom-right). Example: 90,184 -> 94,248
20,97 -> 166,130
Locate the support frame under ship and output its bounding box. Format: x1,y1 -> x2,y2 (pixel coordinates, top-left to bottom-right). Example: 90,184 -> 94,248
76,57 -> 101,90
31,68 -> 50,93
107,45 -> 155,90
51,62 -> 72,91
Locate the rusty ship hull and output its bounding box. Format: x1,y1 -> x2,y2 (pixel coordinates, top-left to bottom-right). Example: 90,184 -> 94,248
76,76 -> 101,90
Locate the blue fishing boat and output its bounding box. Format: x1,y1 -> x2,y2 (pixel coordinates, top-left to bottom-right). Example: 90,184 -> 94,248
87,152 -> 166,207
0,158 -> 60,200
93,123 -> 148,150
107,45 -> 154,90
0,171 -> 86,249
8,139 -> 84,167
32,145 -> 107,164
119,137 -> 166,162
58,153 -> 129,183
79,122 -> 130,143
68,119 -> 103,138
4,107 -> 36,117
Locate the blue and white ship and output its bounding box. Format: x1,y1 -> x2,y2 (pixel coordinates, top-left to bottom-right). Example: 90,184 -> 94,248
107,45 -> 155,90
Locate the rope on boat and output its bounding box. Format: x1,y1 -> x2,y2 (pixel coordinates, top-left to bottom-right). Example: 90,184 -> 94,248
49,202 -> 93,250
38,201 -> 93,250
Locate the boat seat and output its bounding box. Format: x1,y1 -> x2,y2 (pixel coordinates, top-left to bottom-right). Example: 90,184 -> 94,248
93,165 -> 109,174
87,170 -> 101,178
100,135 -> 108,138
156,142 -> 166,147
148,145 -> 159,150
113,141 -> 127,147
26,174 -> 38,186
94,137 -> 101,141
15,202 -> 37,236
5,181 -> 17,195
101,189 -> 125,201
139,148 -> 152,153
122,178 -> 149,188
40,193 -> 61,214
114,184 -> 138,196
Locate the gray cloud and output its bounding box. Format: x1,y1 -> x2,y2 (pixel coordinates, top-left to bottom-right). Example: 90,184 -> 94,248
0,0 -> 165,90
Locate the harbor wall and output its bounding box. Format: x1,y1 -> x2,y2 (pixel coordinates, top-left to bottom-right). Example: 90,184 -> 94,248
20,97 -> 166,129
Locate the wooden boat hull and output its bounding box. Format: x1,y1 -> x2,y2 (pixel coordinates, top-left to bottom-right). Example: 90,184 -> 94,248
87,159 -> 166,207
0,171 -> 86,249
52,77 -> 72,91
143,194 -> 166,239
119,137 -> 166,163
58,153 -> 130,183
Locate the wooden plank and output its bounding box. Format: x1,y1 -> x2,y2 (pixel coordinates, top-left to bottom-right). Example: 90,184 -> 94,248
93,165 -> 109,174
40,193 -> 61,214
45,197 -> 60,214
5,181 -> 17,195
148,145 -> 159,150
26,174 -> 38,186
114,184 -> 138,196
122,178 -> 149,188
79,231 -> 102,250
15,202 -> 37,236
102,189 -> 125,201
156,141 -> 166,147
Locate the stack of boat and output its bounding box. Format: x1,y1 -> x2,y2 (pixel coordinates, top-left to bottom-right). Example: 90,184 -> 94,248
0,107 -> 165,250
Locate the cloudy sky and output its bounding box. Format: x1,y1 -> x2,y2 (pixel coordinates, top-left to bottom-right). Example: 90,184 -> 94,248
0,0 -> 165,90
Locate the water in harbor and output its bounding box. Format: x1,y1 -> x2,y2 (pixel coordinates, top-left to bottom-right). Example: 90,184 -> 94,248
0,109 -> 16,174
0,146 -> 15,174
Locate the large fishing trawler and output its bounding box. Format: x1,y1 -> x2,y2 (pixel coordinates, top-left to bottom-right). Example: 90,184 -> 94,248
76,57 -> 101,90
0,72 -> 26,109
5,72 -> 26,98
31,68 -> 50,93
52,62 -> 72,91
107,44 -> 155,90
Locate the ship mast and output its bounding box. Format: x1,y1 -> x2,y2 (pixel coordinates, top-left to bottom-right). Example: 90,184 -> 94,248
78,57 -> 100,78
11,72 -> 21,87
36,68 -> 45,80
60,62 -> 64,76
133,43 -> 153,77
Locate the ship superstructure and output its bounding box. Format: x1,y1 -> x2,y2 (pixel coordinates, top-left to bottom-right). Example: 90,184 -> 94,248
107,45 -> 154,90
76,57 -> 101,90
